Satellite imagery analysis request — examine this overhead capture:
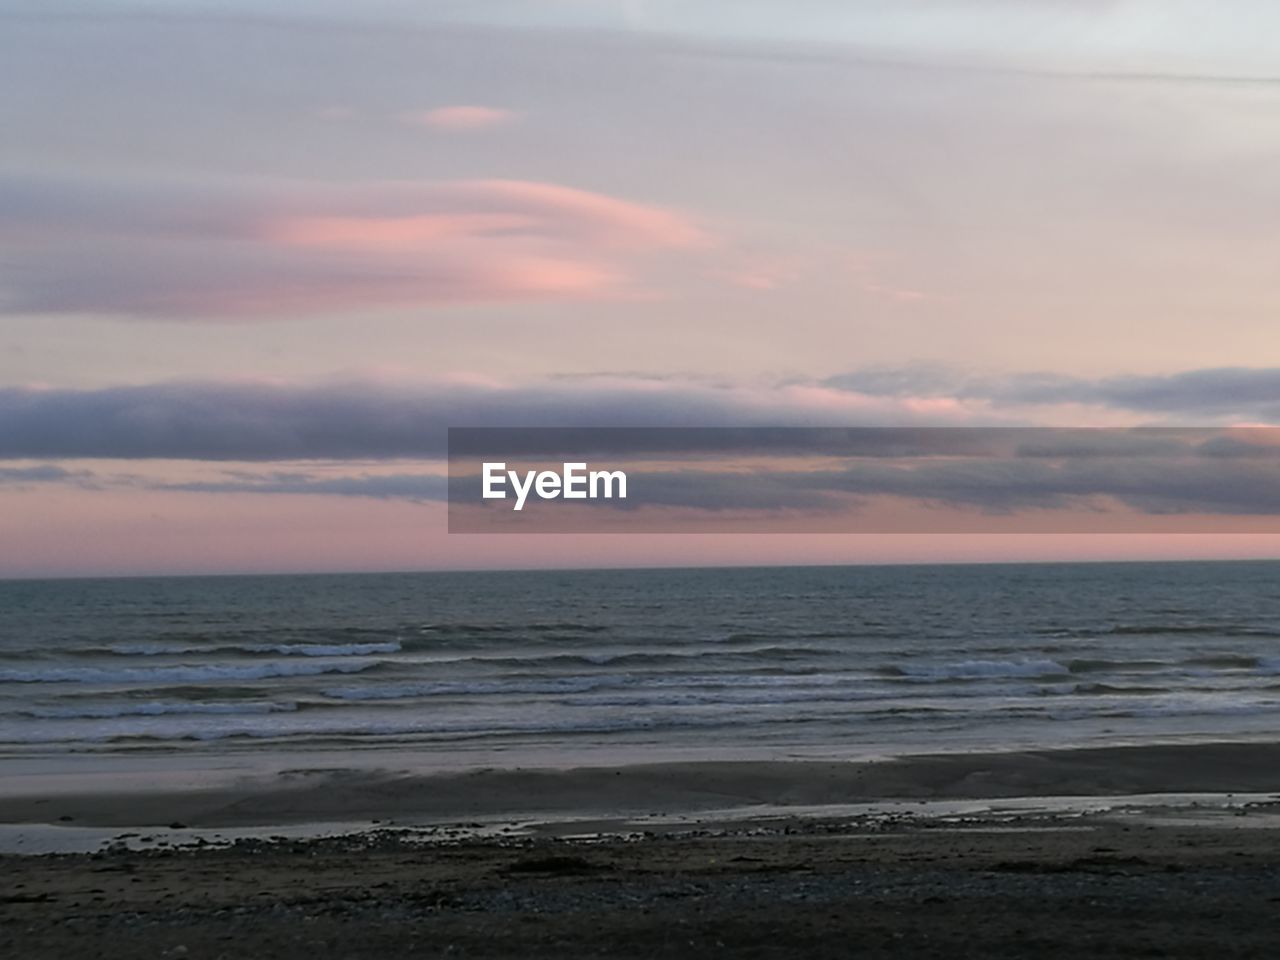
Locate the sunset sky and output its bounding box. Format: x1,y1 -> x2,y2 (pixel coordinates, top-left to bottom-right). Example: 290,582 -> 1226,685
3,0 -> 1280,576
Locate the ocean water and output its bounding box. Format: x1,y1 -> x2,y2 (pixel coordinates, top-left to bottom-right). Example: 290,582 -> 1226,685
2,562 -> 1280,768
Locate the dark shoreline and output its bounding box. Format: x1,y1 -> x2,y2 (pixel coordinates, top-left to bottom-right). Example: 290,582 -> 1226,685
6,741 -> 1280,830
6,807 -> 1280,958
7,742 -> 1280,957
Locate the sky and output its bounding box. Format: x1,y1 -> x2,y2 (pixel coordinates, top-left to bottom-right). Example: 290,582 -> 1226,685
2,0 -> 1280,576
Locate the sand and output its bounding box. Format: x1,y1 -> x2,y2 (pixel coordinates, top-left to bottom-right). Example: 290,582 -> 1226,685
5,742 -> 1280,830
5,742 -> 1280,958
7,811 -> 1280,958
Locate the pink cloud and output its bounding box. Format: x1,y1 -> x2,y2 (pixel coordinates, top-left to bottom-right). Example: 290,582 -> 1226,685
715,254 -> 804,291
847,254 -> 931,303
451,180 -> 708,250
858,281 -> 929,303
263,181 -> 706,253
401,106 -> 515,130
1,176 -> 706,319
265,213 -> 537,251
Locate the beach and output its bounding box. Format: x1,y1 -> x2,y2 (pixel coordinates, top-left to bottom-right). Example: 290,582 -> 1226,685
5,742 -> 1280,957
6,567 -> 1280,955
9,818 -> 1280,960
4,742 -> 1280,832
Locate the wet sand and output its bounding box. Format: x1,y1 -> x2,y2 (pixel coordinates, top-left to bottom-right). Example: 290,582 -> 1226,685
5,742 -> 1280,830
6,742 -> 1280,958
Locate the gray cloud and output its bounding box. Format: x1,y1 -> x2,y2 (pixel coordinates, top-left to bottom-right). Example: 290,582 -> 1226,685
825,366 -> 1280,421
157,470 -> 448,502
792,457 -> 1280,517
0,463 -> 97,487
4,371 -> 1280,463
0,460 -> 451,501
10,426 -> 1280,525
0,378 -> 975,461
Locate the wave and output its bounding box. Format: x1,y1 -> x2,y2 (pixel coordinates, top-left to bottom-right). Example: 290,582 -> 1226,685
1183,655 -> 1261,669
1092,700 -> 1280,720
364,644 -> 841,672
722,629 -> 907,643
30,689 -> 1280,748
1067,655 -> 1280,676
882,658 -> 1070,681
476,645 -> 838,669
79,640 -> 404,658
555,687 -> 1029,709
416,622 -> 608,636
1257,657 -> 1280,676
1065,658 -> 1171,674
7,683 -> 1280,747
0,659 -> 384,685
322,676 -> 622,701
17,700 -> 297,719
0,709 -> 752,746
323,671 -> 882,703
1107,624 -> 1280,638
878,654 -> 1280,684
1068,682 -> 1173,696
0,698 -> 999,747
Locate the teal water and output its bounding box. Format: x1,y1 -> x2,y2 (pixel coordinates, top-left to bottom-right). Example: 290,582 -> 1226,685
2,561 -> 1280,765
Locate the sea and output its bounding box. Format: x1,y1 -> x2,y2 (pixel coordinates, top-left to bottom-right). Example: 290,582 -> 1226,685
2,561 -> 1280,773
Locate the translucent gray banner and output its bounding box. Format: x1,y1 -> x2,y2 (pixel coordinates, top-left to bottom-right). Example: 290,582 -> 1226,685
447,427 -> 1280,533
